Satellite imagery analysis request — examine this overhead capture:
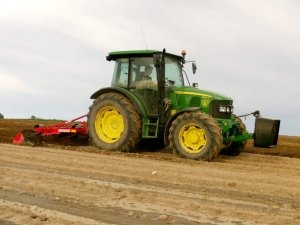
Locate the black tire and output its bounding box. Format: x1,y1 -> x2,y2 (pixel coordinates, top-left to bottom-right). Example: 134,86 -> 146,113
23,130 -> 42,146
88,93 -> 141,152
220,116 -> 247,156
168,112 -> 223,161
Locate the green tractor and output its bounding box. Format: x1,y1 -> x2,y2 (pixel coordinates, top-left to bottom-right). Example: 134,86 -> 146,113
87,49 -> 280,160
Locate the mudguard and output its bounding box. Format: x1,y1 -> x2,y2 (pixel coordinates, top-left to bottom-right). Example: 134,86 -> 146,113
254,117 -> 280,148
90,87 -> 148,117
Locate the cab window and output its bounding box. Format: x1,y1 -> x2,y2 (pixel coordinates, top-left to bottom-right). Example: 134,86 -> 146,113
165,56 -> 184,87
130,57 -> 157,84
111,58 -> 129,87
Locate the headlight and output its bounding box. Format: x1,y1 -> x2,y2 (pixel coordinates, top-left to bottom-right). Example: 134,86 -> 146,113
219,106 -> 227,112
219,105 -> 233,113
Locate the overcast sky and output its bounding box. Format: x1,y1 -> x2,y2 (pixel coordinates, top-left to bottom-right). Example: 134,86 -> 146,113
0,0 -> 299,135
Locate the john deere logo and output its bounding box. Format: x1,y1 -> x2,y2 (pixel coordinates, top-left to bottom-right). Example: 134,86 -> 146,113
201,98 -> 210,107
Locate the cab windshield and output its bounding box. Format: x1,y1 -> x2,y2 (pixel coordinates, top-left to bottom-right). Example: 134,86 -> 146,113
165,56 -> 184,87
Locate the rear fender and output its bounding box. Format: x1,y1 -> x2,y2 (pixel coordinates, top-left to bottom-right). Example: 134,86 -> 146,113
90,87 -> 147,117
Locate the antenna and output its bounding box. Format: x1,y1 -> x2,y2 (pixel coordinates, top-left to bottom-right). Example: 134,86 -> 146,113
139,23 -> 148,50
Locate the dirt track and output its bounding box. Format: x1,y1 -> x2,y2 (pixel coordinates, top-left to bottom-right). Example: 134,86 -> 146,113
1,143 -> 299,225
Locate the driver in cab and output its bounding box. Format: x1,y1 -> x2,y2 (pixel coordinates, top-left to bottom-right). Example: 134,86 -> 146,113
141,65 -> 153,80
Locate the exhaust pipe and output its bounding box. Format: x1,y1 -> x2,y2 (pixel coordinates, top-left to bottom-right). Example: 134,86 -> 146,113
254,117 -> 280,148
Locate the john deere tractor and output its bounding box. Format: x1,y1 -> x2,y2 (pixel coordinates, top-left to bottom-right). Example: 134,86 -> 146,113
87,49 -> 280,160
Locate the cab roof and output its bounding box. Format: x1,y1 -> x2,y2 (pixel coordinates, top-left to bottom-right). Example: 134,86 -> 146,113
106,50 -> 183,61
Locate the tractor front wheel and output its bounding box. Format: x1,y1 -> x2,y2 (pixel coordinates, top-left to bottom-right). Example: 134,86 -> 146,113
169,112 -> 223,161
88,93 -> 141,152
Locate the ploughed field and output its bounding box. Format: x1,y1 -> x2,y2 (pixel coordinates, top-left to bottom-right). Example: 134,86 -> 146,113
0,119 -> 299,224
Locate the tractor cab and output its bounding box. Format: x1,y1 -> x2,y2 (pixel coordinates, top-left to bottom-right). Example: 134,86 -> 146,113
108,50 -> 184,116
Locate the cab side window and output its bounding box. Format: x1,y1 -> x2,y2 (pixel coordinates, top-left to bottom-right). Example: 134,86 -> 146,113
111,58 -> 129,87
130,57 -> 157,84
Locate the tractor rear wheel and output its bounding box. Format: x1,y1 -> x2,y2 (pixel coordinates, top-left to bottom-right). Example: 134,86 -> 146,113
88,93 -> 141,152
220,116 -> 247,156
169,112 -> 223,161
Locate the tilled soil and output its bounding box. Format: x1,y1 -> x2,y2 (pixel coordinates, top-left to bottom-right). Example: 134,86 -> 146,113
1,119 -> 300,158
0,144 -> 299,225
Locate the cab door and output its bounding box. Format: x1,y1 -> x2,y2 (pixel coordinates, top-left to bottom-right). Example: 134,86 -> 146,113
129,57 -> 159,116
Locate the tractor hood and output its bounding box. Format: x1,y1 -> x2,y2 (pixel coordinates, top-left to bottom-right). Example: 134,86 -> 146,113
174,86 -> 233,101
172,86 -> 233,117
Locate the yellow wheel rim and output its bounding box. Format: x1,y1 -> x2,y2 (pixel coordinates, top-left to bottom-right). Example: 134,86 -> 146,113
179,123 -> 207,153
95,106 -> 124,143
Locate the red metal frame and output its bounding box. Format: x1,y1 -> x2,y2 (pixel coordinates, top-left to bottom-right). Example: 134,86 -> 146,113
33,114 -> 87,136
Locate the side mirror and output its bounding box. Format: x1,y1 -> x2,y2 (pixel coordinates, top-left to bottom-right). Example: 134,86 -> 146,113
192,62 -> 197,74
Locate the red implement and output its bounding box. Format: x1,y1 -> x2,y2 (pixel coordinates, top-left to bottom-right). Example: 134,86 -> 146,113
12,132 -> 24,144
33,114 -> 87,136
12,114 -> 88,145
